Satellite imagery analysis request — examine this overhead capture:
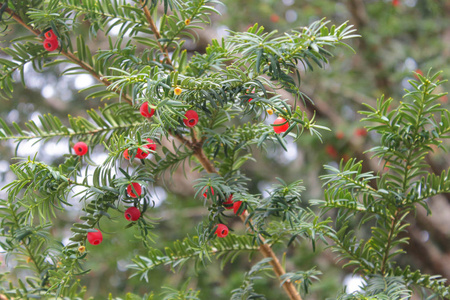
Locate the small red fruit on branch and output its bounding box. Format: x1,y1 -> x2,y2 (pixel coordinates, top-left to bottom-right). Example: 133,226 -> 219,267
73,142 -> 88,156
140,102 -> 155,118
43,39 -> 58,52
354,128 -> 367,137
270,14 -> 280,23
135,140 -> 153,159
223,194 -> 234,210
215,224 -> 229,238
127,183 -> 142,198
44,29 -> 58,41
145,138 -> 157,152
233,201 -> 246,216
273,117 -> 289,134
123,149 -> 130,160
124,207 -> 141,221
203,187 -> 214,198
183,110 -> 199,127
87,229 -> 103,245
135,147 -> 147,159
124,139 -> 157,160
247,89 -> 255,102
414,69 -> 424,79
325,144 -> 338,159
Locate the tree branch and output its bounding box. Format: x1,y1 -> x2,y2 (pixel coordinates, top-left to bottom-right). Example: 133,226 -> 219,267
0,4 -> 132,105
240,212 -> 303,300
5,4 -> 302,299
140,1 -> 172,65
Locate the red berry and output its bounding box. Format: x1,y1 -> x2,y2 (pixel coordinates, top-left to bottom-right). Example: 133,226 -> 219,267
123,149 -> 130,160
325,145 -> 338,159
392,0 -> 400,7
233,201 -> 246,216
140,102 -> 155,118
247,89 -> 255,102
273,117 -> 289,134
127,183 -> 142,198
203,187 -> 214,198
134,147 -> 148,160
43,38 -> 58,52
135,139 -> 157,159
145,138 -> 157,152
355,128 -> 367,137
44,29 -> 58,41
215,224 -> 229,238
336,131 -> 345,140
124,207 -> 141,221
73,142 -> 88,156
270,14 -> 280,23
183,110 -> 199,127
87,229 -> 103,245
414,69 -> 424,79
223,194 -> 234,210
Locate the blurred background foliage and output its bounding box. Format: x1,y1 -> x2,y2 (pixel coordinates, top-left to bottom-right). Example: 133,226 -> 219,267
0,0 -> 449,299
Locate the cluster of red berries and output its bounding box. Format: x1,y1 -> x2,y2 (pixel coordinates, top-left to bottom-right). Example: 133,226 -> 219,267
82,98 -> 280,246
86,205 -> 141,245
43,29 -> 59,52
203,188 -> 246,238
86,184 -> 144,245
71,140 -> 145,246
80,100 -> 200,247
123,138 -> 156,160
203,188 -> 245,216
139,102 -> 199,128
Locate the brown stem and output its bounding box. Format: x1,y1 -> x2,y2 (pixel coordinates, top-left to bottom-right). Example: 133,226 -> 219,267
240,212 -> 302,300
0,5 -> 132,105
140,2 -> 172,65
60,50 -> 132,104
183,132 -> 300,299
193,146 -> 301,299
5,4 -> 302,299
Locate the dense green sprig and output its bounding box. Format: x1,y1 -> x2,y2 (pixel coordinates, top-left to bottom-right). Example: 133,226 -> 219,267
317,71 -> 450,297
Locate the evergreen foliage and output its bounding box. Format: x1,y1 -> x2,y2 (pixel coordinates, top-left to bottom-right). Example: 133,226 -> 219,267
315,71 -> 450,298
0,0 -> 448,299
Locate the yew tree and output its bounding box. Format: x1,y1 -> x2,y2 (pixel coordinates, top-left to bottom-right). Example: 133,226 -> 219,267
0,0 -> 449,299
